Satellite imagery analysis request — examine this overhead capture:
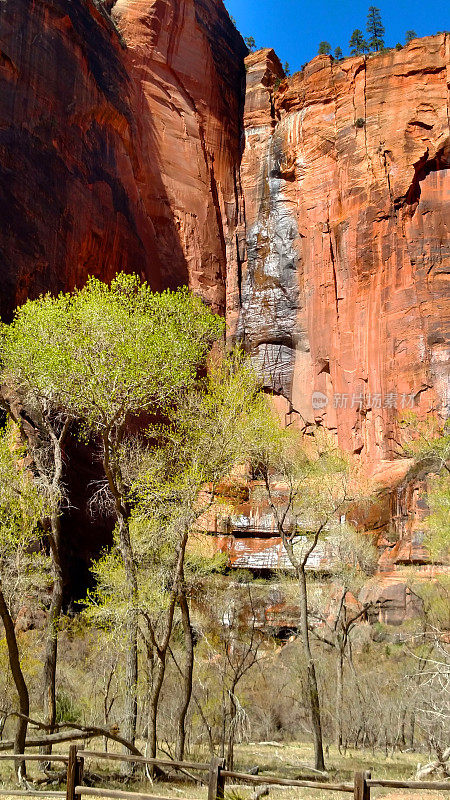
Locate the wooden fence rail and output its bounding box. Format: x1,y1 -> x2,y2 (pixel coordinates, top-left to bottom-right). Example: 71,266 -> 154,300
0,746 -> 448,799
221,769 -> 354,793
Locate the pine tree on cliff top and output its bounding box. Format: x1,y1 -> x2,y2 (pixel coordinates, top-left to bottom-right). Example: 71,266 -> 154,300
366,6 -> 385,51
349,29 -> 369,55
318,41 -> 332,54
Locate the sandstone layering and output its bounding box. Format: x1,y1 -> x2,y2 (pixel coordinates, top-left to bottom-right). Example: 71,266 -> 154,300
0,0 -> 449,589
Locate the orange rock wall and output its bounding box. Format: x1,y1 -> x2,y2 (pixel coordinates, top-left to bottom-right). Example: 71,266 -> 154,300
1,2 -> 449,583
234,40 -> 450,466
0,0 -> 246,317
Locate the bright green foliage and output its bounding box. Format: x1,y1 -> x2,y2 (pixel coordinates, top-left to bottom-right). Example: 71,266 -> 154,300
0,424 -> 48,605
1,274 -> 224,431
400,416 -> 450,564
244,36 -> 256,52
244,398 -> 357,540
85,352 -> 261,625
400,415 -> 450,473
366,6 -> 385,51
318,41 -> 332,55
424,474 -> 450,563
55,690 -> 82,724
405,30 -> 417,43
349,29 -> 369,55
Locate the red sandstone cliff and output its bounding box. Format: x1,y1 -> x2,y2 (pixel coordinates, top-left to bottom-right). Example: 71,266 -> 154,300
228,39 -> 450,574
0,0 -> 246,317
0,2 -> 449,585
234,40 -> 449,466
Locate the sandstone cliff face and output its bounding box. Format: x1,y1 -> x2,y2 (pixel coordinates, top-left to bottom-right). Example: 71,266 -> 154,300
234,39 -> 450,468
1,1 -> 449,591
111,0 -> 246,311
0,0 -> 246,317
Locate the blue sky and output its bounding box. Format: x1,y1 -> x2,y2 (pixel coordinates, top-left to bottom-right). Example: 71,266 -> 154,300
224,0 -> 449,72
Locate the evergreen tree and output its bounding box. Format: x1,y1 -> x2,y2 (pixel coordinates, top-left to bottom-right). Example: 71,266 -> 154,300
349,29 -> 369,55
334,46 -> 343,60
284,61 -> 291,76
366,6 -> 385,51
405,29 -> 417,43
318,41 -> 332,55
244,36 -> 256,52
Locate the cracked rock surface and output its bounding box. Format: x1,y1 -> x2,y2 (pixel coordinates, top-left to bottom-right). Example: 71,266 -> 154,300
234,40 -> 450,465
0,0 -> 246,317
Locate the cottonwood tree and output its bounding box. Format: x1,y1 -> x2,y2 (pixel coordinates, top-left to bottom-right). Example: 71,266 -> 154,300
400,416 -> 450,562
197,580 -> 265,770
1,363 -> 72,748
86,353 -> 261,760
0,274 -> 223,751
399,416 -> 450,763
245,404 -> 359,771
0,425 -> 47,778
307,527 -> 377,750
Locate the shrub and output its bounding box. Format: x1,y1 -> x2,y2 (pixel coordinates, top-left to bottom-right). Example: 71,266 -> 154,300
56,690 -> 82,724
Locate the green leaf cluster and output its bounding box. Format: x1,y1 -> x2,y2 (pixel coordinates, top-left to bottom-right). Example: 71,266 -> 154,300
0,424 -> 46,562
85,351 -> 262,624
1,273 -> 224,430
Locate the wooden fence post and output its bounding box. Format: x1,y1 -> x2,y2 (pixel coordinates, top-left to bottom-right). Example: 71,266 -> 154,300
77,749 -> 85,789
66,744 -> 84,800
354,770 -> 371,800
208,756 -> 225,800
66,745 -> 78,800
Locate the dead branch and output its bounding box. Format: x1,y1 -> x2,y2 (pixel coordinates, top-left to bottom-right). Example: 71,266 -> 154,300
0,713 -> 143,756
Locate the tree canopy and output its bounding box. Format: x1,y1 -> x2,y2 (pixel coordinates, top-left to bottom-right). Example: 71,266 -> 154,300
318,41 -> 332,55
366,6 -> 385,51
1,273 -> 224,431
349,28 -> 369,55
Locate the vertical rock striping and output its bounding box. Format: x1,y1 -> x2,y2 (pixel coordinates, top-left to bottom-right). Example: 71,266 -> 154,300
235,39 -> 450,466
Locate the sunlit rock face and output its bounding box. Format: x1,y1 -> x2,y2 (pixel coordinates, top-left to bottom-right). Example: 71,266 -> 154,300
0,0 -> 246,317
234,39 -> 450,461
112,0 -> 247,312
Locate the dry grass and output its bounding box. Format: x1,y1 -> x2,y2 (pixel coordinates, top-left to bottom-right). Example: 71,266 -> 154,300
0,741 -> 446,800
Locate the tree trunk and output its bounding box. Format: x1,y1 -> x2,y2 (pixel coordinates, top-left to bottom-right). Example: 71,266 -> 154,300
175,589 -> 194,761
117,517 -> 138,755
148,657 -> 166,761
226,680 -> 238,772
298,565 -> 325,772
409,711 -> 415,749
0,584 -> 29,780
336,647 -> 344,752
102,432 -> 139,757
41,512 -> 63,756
